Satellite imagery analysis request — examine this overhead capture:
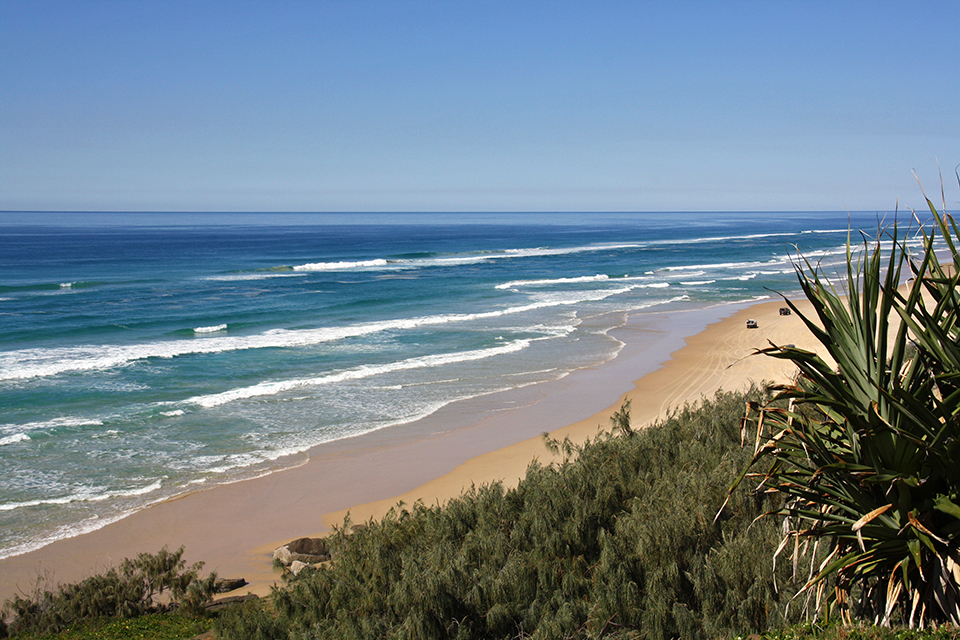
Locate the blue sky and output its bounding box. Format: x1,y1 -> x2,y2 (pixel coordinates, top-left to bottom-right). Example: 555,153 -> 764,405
1,1 -> 957,212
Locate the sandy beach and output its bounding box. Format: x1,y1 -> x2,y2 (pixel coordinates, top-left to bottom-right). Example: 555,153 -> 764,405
0,296 -> 819,602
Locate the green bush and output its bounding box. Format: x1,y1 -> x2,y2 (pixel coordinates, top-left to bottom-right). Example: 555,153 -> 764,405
1,546 -> 216,637
218,388 -> 800,639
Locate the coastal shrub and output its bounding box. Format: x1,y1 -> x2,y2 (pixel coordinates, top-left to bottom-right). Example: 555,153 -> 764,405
1,546 -> 216,637
0,612 -> 213,640
218,388 -> 801,640
728,183 -> 960,627
214,599 -> 287,640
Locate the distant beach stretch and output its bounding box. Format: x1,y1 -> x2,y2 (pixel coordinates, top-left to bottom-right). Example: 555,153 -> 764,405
0,211 -> 908,599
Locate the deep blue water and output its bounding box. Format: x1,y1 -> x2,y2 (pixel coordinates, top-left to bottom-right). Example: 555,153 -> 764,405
0,210 -> 910,557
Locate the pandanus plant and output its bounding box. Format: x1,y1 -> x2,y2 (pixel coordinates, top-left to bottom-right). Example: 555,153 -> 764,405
726,178 -> 960,628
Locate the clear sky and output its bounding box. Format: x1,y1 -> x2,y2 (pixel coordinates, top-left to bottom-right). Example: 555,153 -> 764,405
1,1 -> 957,212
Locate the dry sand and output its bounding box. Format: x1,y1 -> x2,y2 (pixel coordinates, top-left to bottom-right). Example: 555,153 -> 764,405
0,296 -> 819,602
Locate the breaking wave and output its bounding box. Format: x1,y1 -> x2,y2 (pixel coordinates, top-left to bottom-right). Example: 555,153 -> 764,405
194,324 -> 227,334
187,338 -> 537,408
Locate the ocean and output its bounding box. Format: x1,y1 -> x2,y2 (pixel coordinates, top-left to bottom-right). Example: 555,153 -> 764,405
0,210 -> 912,559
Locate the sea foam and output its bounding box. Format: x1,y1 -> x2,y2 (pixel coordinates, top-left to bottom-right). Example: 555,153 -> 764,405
288,243 -> 648,275
0,479 -> 163,513
0,433 -> 29,446
496,274 -> 610,289
187,338 -> 536,408
293,258 -> 391,271
0,416 -> 103,435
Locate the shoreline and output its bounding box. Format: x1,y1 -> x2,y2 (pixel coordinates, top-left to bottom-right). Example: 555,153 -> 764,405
0,295 -> 817,602
321,294 -> 817,531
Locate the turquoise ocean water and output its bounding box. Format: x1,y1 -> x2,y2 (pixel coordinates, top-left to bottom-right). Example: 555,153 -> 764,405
0,210 -> 913,558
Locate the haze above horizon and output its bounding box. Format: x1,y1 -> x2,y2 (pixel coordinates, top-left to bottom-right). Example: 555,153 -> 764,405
2,1 -> 958,213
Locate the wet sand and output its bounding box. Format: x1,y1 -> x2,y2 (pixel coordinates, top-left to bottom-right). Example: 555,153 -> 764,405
0,296 -> 818,601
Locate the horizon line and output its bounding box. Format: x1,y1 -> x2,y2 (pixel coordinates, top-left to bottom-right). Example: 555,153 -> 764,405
0,208 -> 925,215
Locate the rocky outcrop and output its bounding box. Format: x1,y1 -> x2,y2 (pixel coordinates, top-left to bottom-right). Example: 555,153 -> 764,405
273,537 -> 331,572
286,537 -> 330,557
214,577 -> 248,593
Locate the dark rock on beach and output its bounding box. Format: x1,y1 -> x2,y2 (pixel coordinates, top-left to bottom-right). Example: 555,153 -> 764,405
214,577 -> 248,593
287,537 -> 329,557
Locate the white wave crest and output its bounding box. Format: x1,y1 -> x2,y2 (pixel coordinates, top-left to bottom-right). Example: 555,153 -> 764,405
0,510 -> 140,560
680,280 -> 716,286
201,444 -> 315,474
0,479 -> 163,513
504,243 -> 642,257
274,240 -> 806,279
650,227 -> 847,249
495,274 -> 610,290
524,281 -> 656,308
187,338 -> 535,408
0,433 -> 29,446
290,244 -> 645,274
414,256 -> 497,267
658,258 -> 784,272
194,324 -> 227,334
420,245 -> 644,269
0,417 -> 103,436
293,258 -> 390,271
